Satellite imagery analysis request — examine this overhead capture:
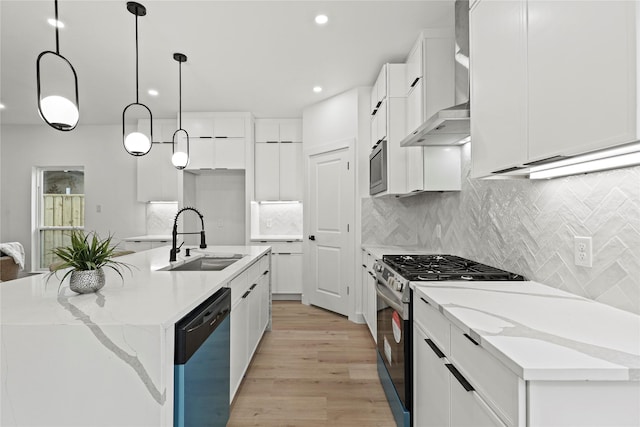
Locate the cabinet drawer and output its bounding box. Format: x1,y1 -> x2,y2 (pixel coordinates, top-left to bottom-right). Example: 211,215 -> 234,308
259,253 -> 270,276
229,270 -> 249,306
413,293 -> 450,355
450,325 -> 523,426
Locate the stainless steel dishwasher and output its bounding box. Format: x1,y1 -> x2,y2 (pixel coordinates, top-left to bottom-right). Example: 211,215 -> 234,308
174,287 -> 231,427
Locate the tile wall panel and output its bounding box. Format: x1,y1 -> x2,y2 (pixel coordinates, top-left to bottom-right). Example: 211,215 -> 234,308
362,144 -> 640,314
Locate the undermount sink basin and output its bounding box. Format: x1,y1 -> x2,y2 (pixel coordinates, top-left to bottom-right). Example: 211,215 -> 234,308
169,254 -> 244,271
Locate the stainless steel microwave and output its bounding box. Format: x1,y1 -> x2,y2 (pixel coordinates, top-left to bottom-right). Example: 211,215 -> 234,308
369,140 -> 388,195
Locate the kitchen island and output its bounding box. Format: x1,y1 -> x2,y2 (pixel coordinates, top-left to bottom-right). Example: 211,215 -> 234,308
0,245 -> 271,427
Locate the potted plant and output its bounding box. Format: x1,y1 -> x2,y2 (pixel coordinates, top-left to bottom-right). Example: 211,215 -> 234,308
48,230 -> 132,294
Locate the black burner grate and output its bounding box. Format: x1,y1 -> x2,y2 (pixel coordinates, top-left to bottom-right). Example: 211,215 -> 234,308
382,254 -> 524,281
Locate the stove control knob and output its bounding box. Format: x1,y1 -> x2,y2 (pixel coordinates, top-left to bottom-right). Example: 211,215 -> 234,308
374,263 -> 383,273
395,280 -> 404,292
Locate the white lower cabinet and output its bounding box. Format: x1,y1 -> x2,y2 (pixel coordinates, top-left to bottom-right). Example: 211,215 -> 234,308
413,295 -> 519,427
272,253 -> 302,294
229,252 -> 271,401
361,249 -> 377,341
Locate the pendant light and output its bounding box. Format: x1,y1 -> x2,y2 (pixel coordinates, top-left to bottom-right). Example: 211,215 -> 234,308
171,53 -> 190,169
122,1 -> 153,156
36,0 -> 79,131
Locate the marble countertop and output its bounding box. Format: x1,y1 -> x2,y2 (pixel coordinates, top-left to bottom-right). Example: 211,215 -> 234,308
121,235 -> 172,242
411,281 -> 640,382
362,244 -> 435,260
0,244 -> 271,328
251,235 -> 303,242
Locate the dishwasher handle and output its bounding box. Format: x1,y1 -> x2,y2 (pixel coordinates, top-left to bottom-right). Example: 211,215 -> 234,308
175,287 -> 231,365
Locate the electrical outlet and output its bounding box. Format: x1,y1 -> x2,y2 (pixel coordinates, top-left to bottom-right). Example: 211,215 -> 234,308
574,236 -> 593,267
266,219 -> 273,229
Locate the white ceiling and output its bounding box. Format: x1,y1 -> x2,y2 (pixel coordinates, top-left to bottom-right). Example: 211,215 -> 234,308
1,0 -> 454,125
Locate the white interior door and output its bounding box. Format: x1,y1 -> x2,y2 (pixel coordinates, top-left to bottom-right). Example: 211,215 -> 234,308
307,145 -> 353,316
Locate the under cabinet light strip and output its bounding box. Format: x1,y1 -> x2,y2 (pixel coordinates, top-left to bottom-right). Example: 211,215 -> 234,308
529,151 -> 640,179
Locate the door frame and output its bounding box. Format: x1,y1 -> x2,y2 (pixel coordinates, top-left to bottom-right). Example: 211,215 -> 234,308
302,138 -> 356,321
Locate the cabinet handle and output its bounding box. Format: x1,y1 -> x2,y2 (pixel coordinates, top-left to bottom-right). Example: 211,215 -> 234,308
491,166 -> 524,174
198,136 -> 213,139
368,271 -> 376,278
279,252 -> 292,255
263,270 -> 269,275
250,283 -> 258,290
420,297 -> 430,305
523,155 -> 567,166
464,333 -> 479,346
281,141 -> 293,144
242,291 -> 251,299
445,364 -> 475,392
215,136 -> 228,139
425,339 -> 445,359
371,109 -> 378,116
410,77 -> 420,88
266,141 -> 278,144
362,264 -> 367,268
376,101 -> 382,109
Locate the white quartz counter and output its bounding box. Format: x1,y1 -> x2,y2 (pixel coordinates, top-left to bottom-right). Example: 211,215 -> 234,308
251,234 -> 303,242
0,244 -> 270,427
362,244 -> 433,260
411,281 -> 640,382
122,234 -> 171,242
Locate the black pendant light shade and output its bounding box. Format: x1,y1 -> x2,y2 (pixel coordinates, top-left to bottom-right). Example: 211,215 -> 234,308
172,53 -> 189,169
122,1 -> 153,157
36,0 -> 79,131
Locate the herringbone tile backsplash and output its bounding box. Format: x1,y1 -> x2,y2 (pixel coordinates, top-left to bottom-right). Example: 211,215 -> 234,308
362,144 -> 640,315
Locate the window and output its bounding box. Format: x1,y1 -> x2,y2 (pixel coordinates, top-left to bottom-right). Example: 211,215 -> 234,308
33,167 -> 85,271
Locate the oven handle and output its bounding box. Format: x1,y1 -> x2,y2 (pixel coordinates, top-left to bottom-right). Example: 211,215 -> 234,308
375,280 -> 406,318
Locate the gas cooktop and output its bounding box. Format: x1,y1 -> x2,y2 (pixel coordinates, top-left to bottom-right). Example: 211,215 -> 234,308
381,254 -> 525,282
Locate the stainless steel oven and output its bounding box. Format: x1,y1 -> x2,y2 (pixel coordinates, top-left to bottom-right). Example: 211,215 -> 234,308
369,140 -> 387,195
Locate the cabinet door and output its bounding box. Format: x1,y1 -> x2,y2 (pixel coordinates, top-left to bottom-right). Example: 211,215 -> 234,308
406,40 -> 422,94
405,146 -> 424,194
469,0 -> 528,178
370,84 -> 379,116
247,282 -> 261,356
527,1 -> 636,161
279,142 -> 303,201
230,297 -> 249,400
185,138 -> 215,170
279,121 -> 302,143
376,66 -> 387,106
449,372 -> 506,427
182,117 -> 214,138
214,117 -> 245,138
214,138 -> 245,169
137,143 -> 178,202
272,253 -> 302,294
255,121 -> 280,143
254,142 -> 280,200
406,79 -> 423,137
366,271 -> 377,341
377,99 -> 388,143
259,272 -> 270,332
414,324 -> 450,427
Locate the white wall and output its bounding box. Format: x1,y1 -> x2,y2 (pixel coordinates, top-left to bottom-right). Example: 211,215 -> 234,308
1,124 -> 146,271
302,89 -> 359,149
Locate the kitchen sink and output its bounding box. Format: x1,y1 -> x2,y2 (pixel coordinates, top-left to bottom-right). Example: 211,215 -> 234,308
169,254 -> 244,271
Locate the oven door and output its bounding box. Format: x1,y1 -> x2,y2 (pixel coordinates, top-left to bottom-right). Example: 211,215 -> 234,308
369,140 -> 388,195
376,280 -> 411,412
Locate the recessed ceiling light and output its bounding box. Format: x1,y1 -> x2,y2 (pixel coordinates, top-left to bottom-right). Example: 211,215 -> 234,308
148,89 -> 159,96
313,86 -> 323,93
0,103 -> 5,109
315,14 -> 328,25
47,18 -> 64,28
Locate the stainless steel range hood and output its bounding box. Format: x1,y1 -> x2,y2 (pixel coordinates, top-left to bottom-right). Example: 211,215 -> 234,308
401,0 -> 470,146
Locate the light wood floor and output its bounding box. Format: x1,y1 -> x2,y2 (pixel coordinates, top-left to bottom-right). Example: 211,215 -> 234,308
228,301 -> 396,427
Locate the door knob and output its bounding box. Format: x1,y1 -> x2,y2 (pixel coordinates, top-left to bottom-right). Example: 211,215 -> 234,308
308,235 -> 316,241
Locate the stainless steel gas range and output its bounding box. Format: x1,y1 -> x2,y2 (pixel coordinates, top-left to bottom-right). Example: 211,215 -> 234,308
374,254 -> 524,427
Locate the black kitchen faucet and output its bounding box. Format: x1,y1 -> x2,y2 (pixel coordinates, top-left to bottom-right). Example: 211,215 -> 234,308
170,207 -> 207,262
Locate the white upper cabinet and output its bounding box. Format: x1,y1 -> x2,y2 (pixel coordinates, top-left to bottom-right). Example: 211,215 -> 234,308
404,29 -> 455,138
136,119 -> 179,202
254,119 -> 303,201
470,0 -> 637,178
470,0 -> 528,177
181,113 -> 250,170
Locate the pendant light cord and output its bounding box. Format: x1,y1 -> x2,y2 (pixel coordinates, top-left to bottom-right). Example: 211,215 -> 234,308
135,13 -> 139,103
54,0 -> 60,54
178,60 -> 182,129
